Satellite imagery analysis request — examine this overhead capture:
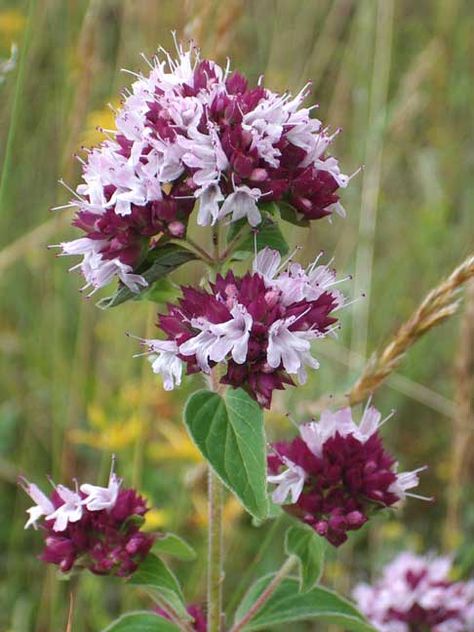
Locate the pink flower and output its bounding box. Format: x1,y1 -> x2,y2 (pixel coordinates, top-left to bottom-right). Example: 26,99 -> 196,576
20,466 -> 154,576
353,552 -> 474,631
136,247 -> 345,408
268,404 -> 426,546
18,478 -> 55,530
55,40 -> 352,292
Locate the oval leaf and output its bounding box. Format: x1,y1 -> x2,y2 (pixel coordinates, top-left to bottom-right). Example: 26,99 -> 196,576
103,612 -> 180,632
153,533 -> 196,561
285,524 -> 326,592
234,576 -> 377,631
184,388 -> 269,520
97,243 -> 196,309
129,554 -> 189,620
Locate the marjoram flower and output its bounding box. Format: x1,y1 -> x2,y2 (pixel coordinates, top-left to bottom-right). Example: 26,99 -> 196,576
267,404 -> 426,546
353,552 -> 474,632
138,247 -> 346,407
54,39 -> 351,294
19,466 -> 154,576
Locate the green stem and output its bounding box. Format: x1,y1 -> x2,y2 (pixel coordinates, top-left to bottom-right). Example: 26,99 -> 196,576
172,237 -> 214,265
208,468 -> 224,632
218,225 -> 252,264
230,556 -> 297,632
207,368 -> 224,632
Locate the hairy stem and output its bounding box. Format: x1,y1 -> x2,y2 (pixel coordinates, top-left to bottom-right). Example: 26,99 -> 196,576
207,367 -> 224,632
230,556 -> 297,632
208,468 -> 224,632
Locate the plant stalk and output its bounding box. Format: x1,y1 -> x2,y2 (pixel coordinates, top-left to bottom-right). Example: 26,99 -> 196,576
208,468 -> 224,632
207,365 -> 225,631
230,556 -> 297,632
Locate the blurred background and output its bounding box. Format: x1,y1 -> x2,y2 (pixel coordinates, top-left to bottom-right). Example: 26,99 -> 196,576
0,0 -> 473,630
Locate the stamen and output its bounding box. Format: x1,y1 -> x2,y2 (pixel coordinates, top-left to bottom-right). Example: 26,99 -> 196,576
139,51 -> 154,70
120,68 -> 143,79
58,179 -> 85,201
324,274 -> 352,288
278,246 -> 302,273
405,492 -> 434,502
306,251 -> 324,273
360,395 -> 374,426
110,454 -> 117,479
68,263 -> 82,272
379,409 -> 396,429
338,293 -> 366,309
285,413 -> 300,429
50,203 -> 78,211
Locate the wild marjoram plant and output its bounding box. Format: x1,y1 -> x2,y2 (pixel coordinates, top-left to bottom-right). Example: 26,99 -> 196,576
21,39 -> 474,632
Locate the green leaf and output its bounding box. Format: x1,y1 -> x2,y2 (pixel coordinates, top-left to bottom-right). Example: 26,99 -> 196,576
226,214 -> 289,256
184,388 -> 269,519
285,524 -> 326,591
153,533 -> 197,561
226,217 -> 248,243
129,554 -> 189,620
103,611 -> 180,632
258,201 -> 280,216
252,499 -> 283,527
237,216 -> 289,255
96,243 -> 196,309
136,278 -> 181,305
234,576 -> 377,631
277,201 -> 310,227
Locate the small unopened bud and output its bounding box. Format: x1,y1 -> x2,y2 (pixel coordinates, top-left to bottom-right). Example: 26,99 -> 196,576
250,168 -> 269,182
168,221 -> 185,238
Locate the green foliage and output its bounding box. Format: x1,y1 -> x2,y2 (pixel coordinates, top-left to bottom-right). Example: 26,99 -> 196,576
277,201 -> 310,227
2,2 -> 474,629
96,244 -> 195,309
152,533 -> 197,561
184,388 -> 269,519
285,524 -> 326,591
103,612 -> 180,631
227,213 -> 289,255
136,278 -> 181,305
129,554 -> 190,621
234,576 -> 377,631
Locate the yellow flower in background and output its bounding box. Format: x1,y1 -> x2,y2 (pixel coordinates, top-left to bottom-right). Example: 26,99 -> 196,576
325,559 -> 345,583
70,415 -> 142,451
148,420 -> 202,463
80,99 -> 120,148
0,9 -> 25,47
69,381 -> 178,452
191,493 -> 243,530
143,507 -> 171,531
379,520 -> 404,542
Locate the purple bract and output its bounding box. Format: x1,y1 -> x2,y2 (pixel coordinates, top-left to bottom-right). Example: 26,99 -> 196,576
20,468 -> 154,577
353,552 -> 474,631
139,247 -> 346,407
55,40 -> 351,294
267,405 -> 425,545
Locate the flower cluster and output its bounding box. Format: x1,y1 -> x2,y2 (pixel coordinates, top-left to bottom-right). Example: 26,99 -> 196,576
267,404 -> 425,546
155,604 -> 207,632
20,467 -> 154,576
353,552 -> 474,632
56,39 -> 350,294
139,247 -> 345,407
